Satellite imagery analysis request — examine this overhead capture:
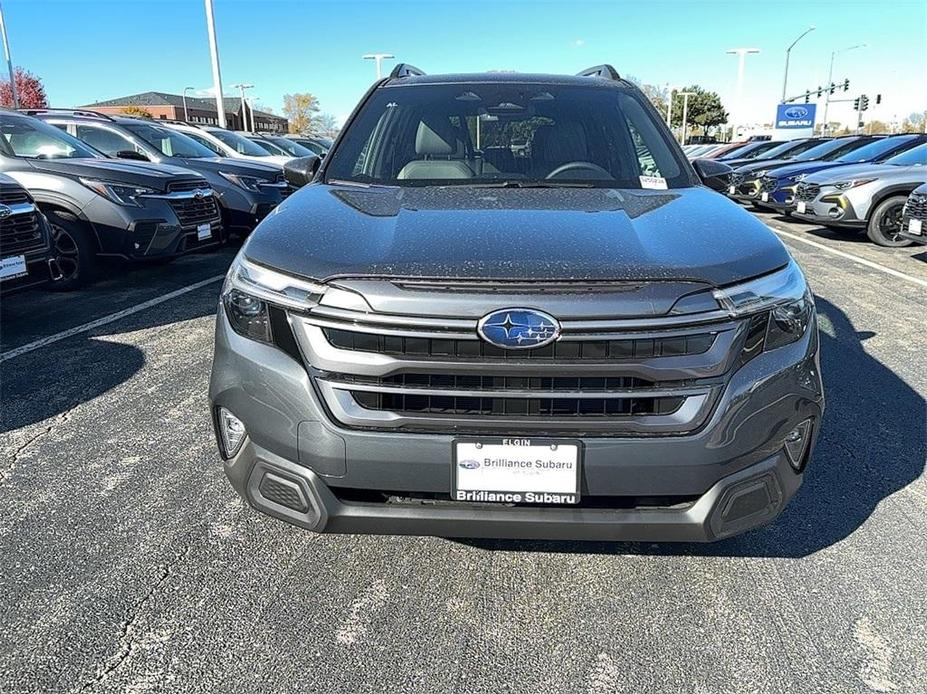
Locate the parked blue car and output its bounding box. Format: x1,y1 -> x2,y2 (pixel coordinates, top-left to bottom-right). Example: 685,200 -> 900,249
754,134 -> 927,214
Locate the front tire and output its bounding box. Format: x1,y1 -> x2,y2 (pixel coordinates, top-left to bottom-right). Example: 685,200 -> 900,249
45,209 -> 99,290
867,196 -> 912,247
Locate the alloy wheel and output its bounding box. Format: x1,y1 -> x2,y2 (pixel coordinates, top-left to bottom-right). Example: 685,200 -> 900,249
51,223 -> 81,281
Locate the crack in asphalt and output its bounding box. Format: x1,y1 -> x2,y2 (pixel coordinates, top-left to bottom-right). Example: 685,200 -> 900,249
1,412 -> 71,488
76,542 -> 195,693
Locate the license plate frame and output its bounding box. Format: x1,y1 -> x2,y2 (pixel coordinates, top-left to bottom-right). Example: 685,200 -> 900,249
197,223 -> 212,241
452,437 -> 582,505
0,254 -> 27,282
761,192 -> 769,202
909,218 -> 923,235
796,201 -> 807,214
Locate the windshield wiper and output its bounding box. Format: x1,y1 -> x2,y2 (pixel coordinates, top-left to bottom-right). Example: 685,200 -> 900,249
458,180 -> 596,189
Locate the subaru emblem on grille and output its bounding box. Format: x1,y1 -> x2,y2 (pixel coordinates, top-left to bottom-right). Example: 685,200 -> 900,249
477,308 -> 561,350
0,205 -> 11,219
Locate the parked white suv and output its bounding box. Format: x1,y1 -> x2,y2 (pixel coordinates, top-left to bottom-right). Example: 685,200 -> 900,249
161,122 -> 294,167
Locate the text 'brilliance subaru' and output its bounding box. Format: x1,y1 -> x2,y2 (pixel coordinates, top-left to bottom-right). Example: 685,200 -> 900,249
209,65 -> 825,542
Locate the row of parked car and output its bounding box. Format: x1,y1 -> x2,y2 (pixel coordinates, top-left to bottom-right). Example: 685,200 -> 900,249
0,108 -> 331,294
684,134 -> 927,247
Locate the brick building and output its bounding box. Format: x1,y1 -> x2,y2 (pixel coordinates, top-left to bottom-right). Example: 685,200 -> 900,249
80,91 -> 289,132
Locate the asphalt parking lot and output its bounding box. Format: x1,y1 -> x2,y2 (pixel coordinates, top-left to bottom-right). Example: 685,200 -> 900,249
1,213 -> 925,694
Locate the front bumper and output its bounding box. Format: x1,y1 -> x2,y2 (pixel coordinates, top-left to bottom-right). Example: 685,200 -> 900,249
209,306 -> 824,542
792,194 -> 867,228
901,214 -> 927,245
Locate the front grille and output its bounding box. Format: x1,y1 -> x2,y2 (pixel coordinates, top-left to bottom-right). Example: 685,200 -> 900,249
169,194 -> 220,228
729,173 -> 744,187
0,189 -> 31,205
0,188 -> 45,255
759,176 -> 778,193
796,182 -> 820,202
285,282 -> 743,436
168,178 -> 209,193
905,193 -> 927,219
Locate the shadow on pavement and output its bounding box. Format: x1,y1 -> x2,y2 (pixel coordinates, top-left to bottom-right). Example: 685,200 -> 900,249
456,296 -> 925,559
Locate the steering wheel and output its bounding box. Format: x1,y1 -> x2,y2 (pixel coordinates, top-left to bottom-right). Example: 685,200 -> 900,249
545,161 -> 612,180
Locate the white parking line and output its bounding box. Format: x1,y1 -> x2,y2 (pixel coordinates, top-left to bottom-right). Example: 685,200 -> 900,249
768,225 -> 927,289
0,274 -> 225,363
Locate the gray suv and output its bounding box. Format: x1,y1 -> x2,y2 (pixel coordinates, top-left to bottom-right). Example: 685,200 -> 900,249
0,111 -> 221,288
209,65 -> 824,542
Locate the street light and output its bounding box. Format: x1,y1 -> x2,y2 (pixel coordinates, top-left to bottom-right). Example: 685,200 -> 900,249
678,91 -> 695,145
665,84 -> 679,128
781,26 -> 815,102
182,86 -> 195,122
726,48 -> 760,141
0,1 -> 18,109
363,53 -> 395,80
203,0 -> 226,127
822,43 -> 866,135
232,83 -> 254,131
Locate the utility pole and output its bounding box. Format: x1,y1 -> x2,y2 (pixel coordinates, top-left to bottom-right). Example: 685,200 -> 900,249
363,53 -> 395,80
781,26 -> 815,102
679,91 -> 695,145
0,1 -> 18,109
822,43 -> 865,136
182,86 -> 195,122
726,48 -> 760,142
203,0 -> 226,127
233,83 -> 254,131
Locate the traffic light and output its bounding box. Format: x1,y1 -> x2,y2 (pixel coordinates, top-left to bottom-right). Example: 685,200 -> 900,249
853,97 -> 860,111
860,95 -> 870,112
804,90 -> 811,104
816,85 -> 823,97
876,94 -> 882,105
842,79 -> 850,92
829,82 -> 836,95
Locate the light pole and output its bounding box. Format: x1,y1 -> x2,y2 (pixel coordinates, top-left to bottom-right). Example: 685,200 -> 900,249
363,53 -> 395,80
781,26 -> 815,102
232,83 -> 254,131
726,48 -> 760,141
821,43 -> 866,135
665,84 -> 677,127
182,86 -> 195,122
678,91 -> 695,144
0,1 -> 18,109
203,0 -> 226,127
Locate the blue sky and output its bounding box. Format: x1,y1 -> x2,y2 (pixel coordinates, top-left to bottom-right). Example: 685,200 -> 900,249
4,0 -> 925,128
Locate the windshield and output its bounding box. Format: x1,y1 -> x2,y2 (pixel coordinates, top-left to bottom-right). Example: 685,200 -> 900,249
793,139 -> 855,162
209,129 -> 274,157
758,139 -> 817,160
718,141 -> 780,160
835,136 -> 919,163
0,115 -> 100,159
884,142 -> 927,166
324,82 -> 689,188
264,137 -> 313,157
125,123 -> 217,158
248,137 -> 289,156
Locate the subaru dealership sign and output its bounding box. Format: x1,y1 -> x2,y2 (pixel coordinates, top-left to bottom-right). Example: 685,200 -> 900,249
776,103 -> 816,129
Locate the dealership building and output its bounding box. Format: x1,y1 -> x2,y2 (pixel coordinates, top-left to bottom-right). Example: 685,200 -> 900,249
80,91 -> 289,132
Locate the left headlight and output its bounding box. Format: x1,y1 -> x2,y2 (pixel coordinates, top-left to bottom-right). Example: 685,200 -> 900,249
714,261 -> 814,350
218,171 -> 265,192
79,178 -> 155,207
221,254 -> 327,344
832,178 -> 876,191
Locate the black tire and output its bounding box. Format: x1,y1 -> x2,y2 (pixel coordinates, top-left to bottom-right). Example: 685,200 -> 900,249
45,209 -> 100,290
867,196 -> 913,248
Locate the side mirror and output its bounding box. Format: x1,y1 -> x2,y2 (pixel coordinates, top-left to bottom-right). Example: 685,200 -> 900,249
283,155 -> 321,188
115,150 -> 149,161
692,158 -> 733,192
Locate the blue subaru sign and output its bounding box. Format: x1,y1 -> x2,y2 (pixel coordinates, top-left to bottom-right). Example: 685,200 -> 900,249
477,308 -> 561,350
776,103 -> 817,129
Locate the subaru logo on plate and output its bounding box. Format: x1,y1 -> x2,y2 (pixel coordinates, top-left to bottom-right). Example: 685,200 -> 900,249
0,205 -> 11,219
458,460 -> 481,470
784,106 -> 809,119
477,308 -> 561,350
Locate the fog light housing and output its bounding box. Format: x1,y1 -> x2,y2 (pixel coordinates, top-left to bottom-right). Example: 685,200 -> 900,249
784,419 -> 813,471
828,207 -> 843,219
218,407 -> 247,458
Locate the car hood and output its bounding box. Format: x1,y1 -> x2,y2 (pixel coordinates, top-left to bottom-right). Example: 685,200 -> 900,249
240,154 -> 293,167
243,184 -> 790,287
766,160 -> 859,181
803,163 -> 903,184
26,157 -> 203,188
171,156 -> 282,179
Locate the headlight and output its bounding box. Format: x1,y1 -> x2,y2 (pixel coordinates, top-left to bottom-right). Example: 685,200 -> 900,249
755,170 -> 768,177
219,171 -> 264,192
832,178 -> 876,190
221,254 -> 327,344
79,178 -> 154,206
714,261 -> 814,351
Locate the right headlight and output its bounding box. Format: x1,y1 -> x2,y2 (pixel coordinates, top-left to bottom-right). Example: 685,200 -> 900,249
218,171 -> 264,192
714,261 -> 814,351
221,254 -> 327,344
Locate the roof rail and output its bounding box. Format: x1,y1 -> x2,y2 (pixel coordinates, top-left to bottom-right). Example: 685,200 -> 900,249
151,118 -> 206,129
19,107 -> 115,121
389,63 -> 426,79
576,65 -> 621,81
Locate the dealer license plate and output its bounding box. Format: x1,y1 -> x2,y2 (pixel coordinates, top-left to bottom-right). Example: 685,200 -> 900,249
761,192 -> 769,202
909,218 -> 923,235
728,185 -> 736,195
453,438 -> 581,505
796,201 -> 807,214
197,223 -> 211,241
0,254 -> 27,282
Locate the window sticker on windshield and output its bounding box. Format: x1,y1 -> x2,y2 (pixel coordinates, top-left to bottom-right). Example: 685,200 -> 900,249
639,175 -> 668,190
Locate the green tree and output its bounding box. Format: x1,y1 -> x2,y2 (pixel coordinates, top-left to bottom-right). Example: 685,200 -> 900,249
669,85 -> 727,131
283,92 -> 320,134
